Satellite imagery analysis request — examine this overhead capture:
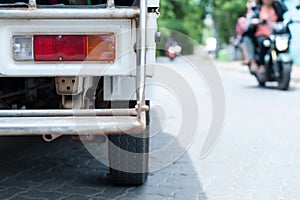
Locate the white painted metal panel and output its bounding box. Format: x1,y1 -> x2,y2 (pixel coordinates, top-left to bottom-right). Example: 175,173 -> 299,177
0,19 -> 136,77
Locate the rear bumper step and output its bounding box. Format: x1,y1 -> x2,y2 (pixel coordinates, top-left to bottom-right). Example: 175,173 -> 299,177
0,109 -> 137,117
0,109 -> 146,135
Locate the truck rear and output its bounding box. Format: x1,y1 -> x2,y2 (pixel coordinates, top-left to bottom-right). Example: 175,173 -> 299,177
0,0 -> 159,185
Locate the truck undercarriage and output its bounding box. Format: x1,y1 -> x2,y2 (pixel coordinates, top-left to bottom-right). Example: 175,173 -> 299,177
0,77 -> 59,109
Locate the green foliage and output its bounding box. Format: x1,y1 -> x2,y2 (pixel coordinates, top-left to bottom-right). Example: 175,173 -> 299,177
157,0 -> 207,55
157,0 -> 249,55
212,0 -> 248,43
218,49 -> 230,61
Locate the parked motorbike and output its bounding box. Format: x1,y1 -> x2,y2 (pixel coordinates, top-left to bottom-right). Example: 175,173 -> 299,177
250,20 -> 293,90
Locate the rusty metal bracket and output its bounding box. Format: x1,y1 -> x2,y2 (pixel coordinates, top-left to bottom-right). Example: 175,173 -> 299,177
42,134 -> 62,142
55,77 -> 82,95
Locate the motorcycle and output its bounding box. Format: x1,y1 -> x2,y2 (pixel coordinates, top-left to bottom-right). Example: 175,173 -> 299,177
250,20 -> 293,90
165,40 -> 182,61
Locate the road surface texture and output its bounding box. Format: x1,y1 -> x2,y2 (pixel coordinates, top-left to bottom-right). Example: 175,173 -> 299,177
1,49 -> 300,199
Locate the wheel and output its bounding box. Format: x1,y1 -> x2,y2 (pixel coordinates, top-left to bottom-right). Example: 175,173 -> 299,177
277,63 -> 292,90
258,81 -> 265,87
248,65 -> 255,75
255,73 -> 266,87
108,128 -> 149,186
108,103 -> 150,186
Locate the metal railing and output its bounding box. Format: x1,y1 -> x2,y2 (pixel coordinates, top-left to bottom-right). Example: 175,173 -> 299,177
136,0 -> 147,120
0,0 -> 148,136
0,116 -> 145,135
0,8 -> 140,19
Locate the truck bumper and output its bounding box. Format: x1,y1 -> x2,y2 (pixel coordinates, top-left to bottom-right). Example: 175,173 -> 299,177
0,109 -> 146,135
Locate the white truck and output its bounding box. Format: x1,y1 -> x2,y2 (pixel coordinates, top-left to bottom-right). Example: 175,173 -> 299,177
0,0 -> 159,185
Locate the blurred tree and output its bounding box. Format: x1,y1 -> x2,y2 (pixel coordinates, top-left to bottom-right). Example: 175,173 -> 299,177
211,0 -> 248,44
157,0 -> 249,55
158,0 -> 207,55
158,0 -> 207,41
201,0 -> 248,57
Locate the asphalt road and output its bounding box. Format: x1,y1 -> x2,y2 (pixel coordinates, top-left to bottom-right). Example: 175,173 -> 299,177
196,59 -> 300,200
1,50 -> 300,199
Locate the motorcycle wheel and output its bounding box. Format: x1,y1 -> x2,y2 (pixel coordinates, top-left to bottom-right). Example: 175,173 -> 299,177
255,72 -> 267,87
277,62 -> 292,90
248,65 -> 255,75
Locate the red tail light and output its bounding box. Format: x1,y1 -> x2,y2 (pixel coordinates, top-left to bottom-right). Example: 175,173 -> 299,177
33,34 -> 115,62
34,35 -> 86,61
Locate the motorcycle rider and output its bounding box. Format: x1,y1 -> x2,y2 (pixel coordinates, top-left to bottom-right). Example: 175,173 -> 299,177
245,0 -> 287,73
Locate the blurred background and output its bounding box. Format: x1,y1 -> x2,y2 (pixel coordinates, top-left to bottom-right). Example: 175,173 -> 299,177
157,0 -> 300,64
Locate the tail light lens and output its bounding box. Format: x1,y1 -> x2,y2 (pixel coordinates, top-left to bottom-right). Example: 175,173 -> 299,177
12,34 -> 116,62
13,36 -> 33,61
34,35 -> 86,61
86,34 -> 115,61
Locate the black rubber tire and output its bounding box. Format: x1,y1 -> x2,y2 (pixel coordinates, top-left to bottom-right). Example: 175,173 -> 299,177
277,63 -> 291,90
258,81 -> 265,87
256,73 -> 266,87
108,103 -> 150,186
108,129 -> 149,186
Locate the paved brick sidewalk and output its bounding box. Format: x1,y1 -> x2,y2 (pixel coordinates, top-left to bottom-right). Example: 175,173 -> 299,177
0,135 -> 205,200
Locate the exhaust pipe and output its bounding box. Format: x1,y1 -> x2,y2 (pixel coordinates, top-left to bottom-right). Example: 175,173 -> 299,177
42,134 -> 62,142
